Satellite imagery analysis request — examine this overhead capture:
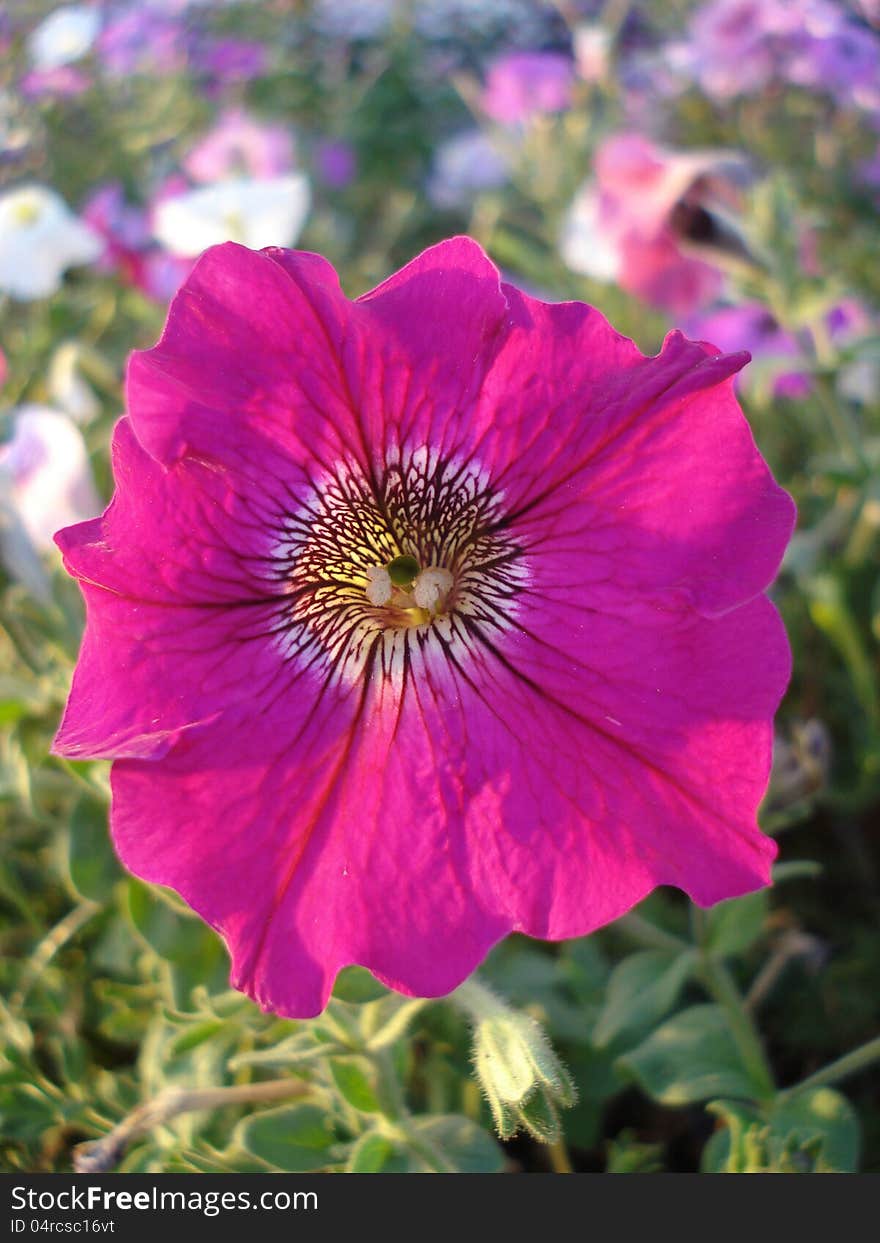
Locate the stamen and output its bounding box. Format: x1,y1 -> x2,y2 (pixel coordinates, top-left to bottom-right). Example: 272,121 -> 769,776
365,565 -> 393,606
413,567 -> 454,614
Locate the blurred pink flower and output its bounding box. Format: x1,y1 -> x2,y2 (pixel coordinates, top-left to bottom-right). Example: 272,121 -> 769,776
54,238 -> 793,1016
20,66 -> 91,98
83,182 -> 193,302
184,110 -> 295,184
481,51 -> 574,125
561,133 -> 746,316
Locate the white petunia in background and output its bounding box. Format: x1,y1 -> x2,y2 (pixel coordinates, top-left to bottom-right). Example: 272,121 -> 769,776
0,405 -> 100,601
0,185 -> 102,300
152,174 -> 311,257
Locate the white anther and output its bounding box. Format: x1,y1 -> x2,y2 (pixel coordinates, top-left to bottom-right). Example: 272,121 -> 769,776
365,565 -> 392,606
412,566 -> 454,613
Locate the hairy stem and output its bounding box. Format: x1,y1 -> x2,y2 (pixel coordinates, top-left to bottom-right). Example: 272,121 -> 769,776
73,1078 -> 309,1173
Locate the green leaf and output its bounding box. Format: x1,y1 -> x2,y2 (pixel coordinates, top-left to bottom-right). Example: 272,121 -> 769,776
0,1084 -> 62,1142
68,793 -> 120,901
169,1021 -> 227,1057
412,1115 -> 505,1173
769,1088 -> 861,1172
772,861 -> 822,884
346,1131 -> 393,1173
363,997 -> 427,1050
332,966 -> 387,1004
127,879 -> 225,964
236,1104 -> 337,1172
517,1089 -> 561,1143
330,1056 -> 382,1114
594,950 -> 695,1047
704,891 -> 768,958
618,1005 -> 758,1105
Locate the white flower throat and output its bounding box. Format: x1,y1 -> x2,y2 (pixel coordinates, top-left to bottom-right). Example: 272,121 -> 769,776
269,448 -> 528,687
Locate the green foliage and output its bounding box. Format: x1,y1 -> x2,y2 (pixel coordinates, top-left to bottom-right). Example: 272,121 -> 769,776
702,1089 -> 861,1173
236,1104 -> 340,1172
618,1005 -> 760,1106
594,950 -> 696,1048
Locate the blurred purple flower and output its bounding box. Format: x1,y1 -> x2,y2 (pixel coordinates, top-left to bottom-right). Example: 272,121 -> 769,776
315,140 -> 357,190
480,51 -> 574,125
687,298 -> 874,398
788,22 -> 880,113
678,0 -> 880,114
184,110 -> 295,183
687,303 -> 810,398
427,130 -> 510,210
192,37 -> 268,85
859,146 -> 880,189
97,8 -> 185,76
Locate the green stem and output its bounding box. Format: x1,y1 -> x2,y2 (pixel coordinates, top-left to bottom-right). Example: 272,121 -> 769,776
788,1037 -> 880,1095
547,1137 -> 574,1174
699,957 -> 776,1101
373,1050 -> 453,1173
616,912 -> 690,954
450,974 -> 505,1023
690,905 -> 775,1099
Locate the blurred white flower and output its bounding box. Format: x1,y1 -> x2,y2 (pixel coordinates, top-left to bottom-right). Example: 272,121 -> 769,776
559,185 -> 622,282
0,185 -> 102,300
48,343 -> 100,423
153,175 -> 311,257
427,130 -> 509,210
0,405 -> 100,600
573,25 -> 611,83
28,5 -> 101,70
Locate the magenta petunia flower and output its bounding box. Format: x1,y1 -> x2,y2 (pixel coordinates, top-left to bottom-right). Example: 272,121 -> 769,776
53,238 -> 795,1017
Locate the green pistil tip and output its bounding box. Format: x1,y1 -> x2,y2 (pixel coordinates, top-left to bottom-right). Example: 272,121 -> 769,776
387,554 -> 420,586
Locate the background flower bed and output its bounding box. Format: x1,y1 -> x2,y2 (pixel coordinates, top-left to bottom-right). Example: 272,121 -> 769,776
1,0 -> 878,1174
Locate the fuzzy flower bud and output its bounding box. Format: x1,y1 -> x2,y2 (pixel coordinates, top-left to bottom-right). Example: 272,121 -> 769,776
452,977 -> 575,1142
